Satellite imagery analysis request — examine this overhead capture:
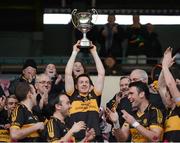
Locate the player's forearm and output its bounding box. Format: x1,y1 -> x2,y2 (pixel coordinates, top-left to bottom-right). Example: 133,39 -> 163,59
65,51 -> 78,75
10,125 -> 39,140
91,51 -> 105,76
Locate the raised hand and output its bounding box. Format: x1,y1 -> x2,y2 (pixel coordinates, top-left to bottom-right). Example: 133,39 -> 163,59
70,121 -> 86,134
106,107 -> 119,123
84,128 -> 96,141
73,40 -> 81,52
89,42 -> 97,53
121,110 -> 136,125
162,47 -> 175,68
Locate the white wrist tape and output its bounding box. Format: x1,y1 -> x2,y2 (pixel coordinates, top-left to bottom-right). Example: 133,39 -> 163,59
113,121 -> 120,129
131,121 -> 140,128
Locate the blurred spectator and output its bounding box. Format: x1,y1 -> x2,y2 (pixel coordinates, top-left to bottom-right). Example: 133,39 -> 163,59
125,15 -> 148,64
0,95 -> 18,142
0,80 -> 10,96
44,64 -> 65,94
99,15 -> 125,58
72,60 -> 86,78
99,106 -> 112,142
34,74 -> 52,121
103,56 -> 122,75
145,23 -> 162,64
8,59 -> 37,94
106,76 -> 131,142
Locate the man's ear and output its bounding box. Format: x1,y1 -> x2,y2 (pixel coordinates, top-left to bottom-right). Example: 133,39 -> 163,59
27,91 -> 32,99
55,104 -> 61,110
139,91 -> 145,98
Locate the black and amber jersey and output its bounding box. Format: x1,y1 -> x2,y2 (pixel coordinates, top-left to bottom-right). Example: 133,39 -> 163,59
129,104 -> 163,142
164,105 -> 180,142
68,89 -> 101,141
10,103 -> 40,142
0,109 -> 10,142
46,116 -> 75,143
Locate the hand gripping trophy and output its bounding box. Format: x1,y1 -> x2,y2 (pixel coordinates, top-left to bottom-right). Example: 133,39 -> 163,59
71,9 -> 98,48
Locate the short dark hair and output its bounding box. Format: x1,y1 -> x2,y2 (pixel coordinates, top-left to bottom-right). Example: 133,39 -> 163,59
15,82 -> 31,101
129,81 -> 150,100
120,76 -> 130,81
50,92 -> 68,113
75,73 -> 92,85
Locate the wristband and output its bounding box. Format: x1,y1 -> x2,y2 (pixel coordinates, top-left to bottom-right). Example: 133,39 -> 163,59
131,121 -> 140,128
113,121 -> 120,129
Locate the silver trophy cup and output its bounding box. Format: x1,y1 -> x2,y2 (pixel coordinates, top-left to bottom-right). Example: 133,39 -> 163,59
72,9 -> 98,48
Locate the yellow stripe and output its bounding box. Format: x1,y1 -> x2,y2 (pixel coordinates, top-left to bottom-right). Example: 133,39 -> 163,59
165,115 -> 180,132
70,99 -> 99,114
10,125 -> 20,129
149,125 -> 163,130
21,125 -> 40,138
130,128 -> 148,142
51,140 -> 59,143
11,105 -> 19,122
0,130 -> 10,142
47,119 -> 54,138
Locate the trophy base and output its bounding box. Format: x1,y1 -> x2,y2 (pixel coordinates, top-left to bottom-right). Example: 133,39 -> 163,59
80,40 -> 90,48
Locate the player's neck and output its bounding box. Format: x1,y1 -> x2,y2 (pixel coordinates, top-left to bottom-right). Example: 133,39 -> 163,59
138,100 -> 149,113
54,112 -> 65,124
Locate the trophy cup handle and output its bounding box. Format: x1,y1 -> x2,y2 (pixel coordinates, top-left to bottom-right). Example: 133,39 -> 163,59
71,9 -> 78,28
91,9 -> 98,24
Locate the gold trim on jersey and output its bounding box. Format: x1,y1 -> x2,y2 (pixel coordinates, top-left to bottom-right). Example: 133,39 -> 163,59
47,119 -> 55,138
10,125 -> 20,129
21,124 -> 40,138
11,105 -> 20,122
155,108 -> 163,124
0,130 -> 10,142
165,115 -> 180,132
149,125 -> 163,130
130,128 -> 148,142
51,140 -> 59,143
70,99 -> 99,114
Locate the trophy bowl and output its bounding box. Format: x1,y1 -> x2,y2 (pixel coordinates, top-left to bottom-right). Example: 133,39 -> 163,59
72,9 -> 98,48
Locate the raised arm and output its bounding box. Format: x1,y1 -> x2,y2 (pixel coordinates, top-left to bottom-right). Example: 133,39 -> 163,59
90,43 -> 105,95
158,71 -> 169,107
162,47 -> 180,104
65,41 -> 80,95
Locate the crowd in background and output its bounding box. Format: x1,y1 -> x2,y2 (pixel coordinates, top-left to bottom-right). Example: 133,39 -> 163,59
75,15 -> 163,65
